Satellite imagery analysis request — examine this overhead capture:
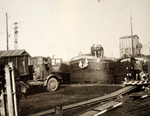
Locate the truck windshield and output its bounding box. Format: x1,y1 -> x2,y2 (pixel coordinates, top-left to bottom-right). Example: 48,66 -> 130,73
52,59 -> 61,65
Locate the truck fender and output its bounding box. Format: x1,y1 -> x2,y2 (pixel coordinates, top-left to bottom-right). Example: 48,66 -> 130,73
43,74 -> 62,86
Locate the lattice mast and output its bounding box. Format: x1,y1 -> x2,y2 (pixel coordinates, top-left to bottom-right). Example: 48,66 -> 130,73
14,22 -> 19,50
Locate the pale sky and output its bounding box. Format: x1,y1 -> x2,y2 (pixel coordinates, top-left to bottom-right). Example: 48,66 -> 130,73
0,0 -> 150,61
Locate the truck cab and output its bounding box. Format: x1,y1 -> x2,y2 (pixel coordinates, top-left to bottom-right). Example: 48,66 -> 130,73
51,58 -> 70,84
28,56 -> 70,92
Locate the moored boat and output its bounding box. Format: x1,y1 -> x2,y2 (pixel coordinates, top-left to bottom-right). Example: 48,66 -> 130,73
114,35 -> 150,84
69,54 -> 116,84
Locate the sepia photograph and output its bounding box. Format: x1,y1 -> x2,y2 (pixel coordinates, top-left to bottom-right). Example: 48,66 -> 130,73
0,0 -> 150,116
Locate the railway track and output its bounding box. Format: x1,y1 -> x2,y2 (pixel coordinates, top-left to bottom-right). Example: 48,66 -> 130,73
123,103 -> 150,116
30,85 -> 137,116
75,88 -> 150,116
121,95 -> 150,116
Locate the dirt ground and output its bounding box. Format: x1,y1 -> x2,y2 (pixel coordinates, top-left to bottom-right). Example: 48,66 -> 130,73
19,84 -> 123,116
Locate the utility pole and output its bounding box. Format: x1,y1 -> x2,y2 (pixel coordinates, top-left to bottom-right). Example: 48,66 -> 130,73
6,13 -> 9,50
13,22 -> 19,50
52,54 -> 56,59
130,10 -> 133,36
130,9 -> 134,54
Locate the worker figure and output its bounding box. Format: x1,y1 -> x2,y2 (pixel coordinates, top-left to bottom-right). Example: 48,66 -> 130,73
134,60 -> 142,80
95,45 -> 100,57
130,57 -> 137,80
125,58 -> 132,81
99,45 -> 104,57
136,42 -> 142,56
125,57 -> 136,81
139,58 -> 149,82
91,44 -> 96,56
142,58 -> 148,73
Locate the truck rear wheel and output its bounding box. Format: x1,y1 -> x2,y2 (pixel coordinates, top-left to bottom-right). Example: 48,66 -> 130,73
47,78 -> 59,92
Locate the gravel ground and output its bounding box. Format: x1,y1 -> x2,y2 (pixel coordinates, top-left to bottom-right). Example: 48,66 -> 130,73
19,84 -> 123,116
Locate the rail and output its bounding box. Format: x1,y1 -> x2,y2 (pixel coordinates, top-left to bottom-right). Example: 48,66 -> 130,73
30,85 -> 137,116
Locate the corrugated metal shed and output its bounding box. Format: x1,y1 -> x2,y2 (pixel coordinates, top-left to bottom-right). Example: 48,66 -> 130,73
0,49 -> 31,57
119,35 -> 139,39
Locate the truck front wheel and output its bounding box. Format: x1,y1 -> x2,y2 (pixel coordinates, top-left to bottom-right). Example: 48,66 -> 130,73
47,78 -> 59,92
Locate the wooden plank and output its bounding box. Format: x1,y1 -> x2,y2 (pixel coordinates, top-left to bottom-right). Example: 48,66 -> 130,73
93,102 -> 122,116
5,65 -> 14,116
94,101 -> 120,111
79,110 -> 99,116
9,62 -> 18,116
0,92 -> 6,116
0,107 -> 5,116
78,101 -> 122,116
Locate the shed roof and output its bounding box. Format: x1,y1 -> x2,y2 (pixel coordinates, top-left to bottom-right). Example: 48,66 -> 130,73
0,49 -> 31,57
119,35 -> 139,39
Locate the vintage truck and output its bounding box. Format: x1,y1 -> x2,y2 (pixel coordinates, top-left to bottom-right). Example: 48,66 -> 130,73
28,56 -> 70,92
0,50 -> 70,93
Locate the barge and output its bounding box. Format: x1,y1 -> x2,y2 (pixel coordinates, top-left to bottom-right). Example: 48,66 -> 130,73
69,54 -> 116,84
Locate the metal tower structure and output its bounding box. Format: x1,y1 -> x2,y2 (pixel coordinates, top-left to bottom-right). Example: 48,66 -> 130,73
14,22 -> 19,50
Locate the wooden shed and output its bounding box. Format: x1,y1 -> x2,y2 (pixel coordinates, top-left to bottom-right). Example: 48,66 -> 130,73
119,35 -> 142,57
0,49 -> 31,81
